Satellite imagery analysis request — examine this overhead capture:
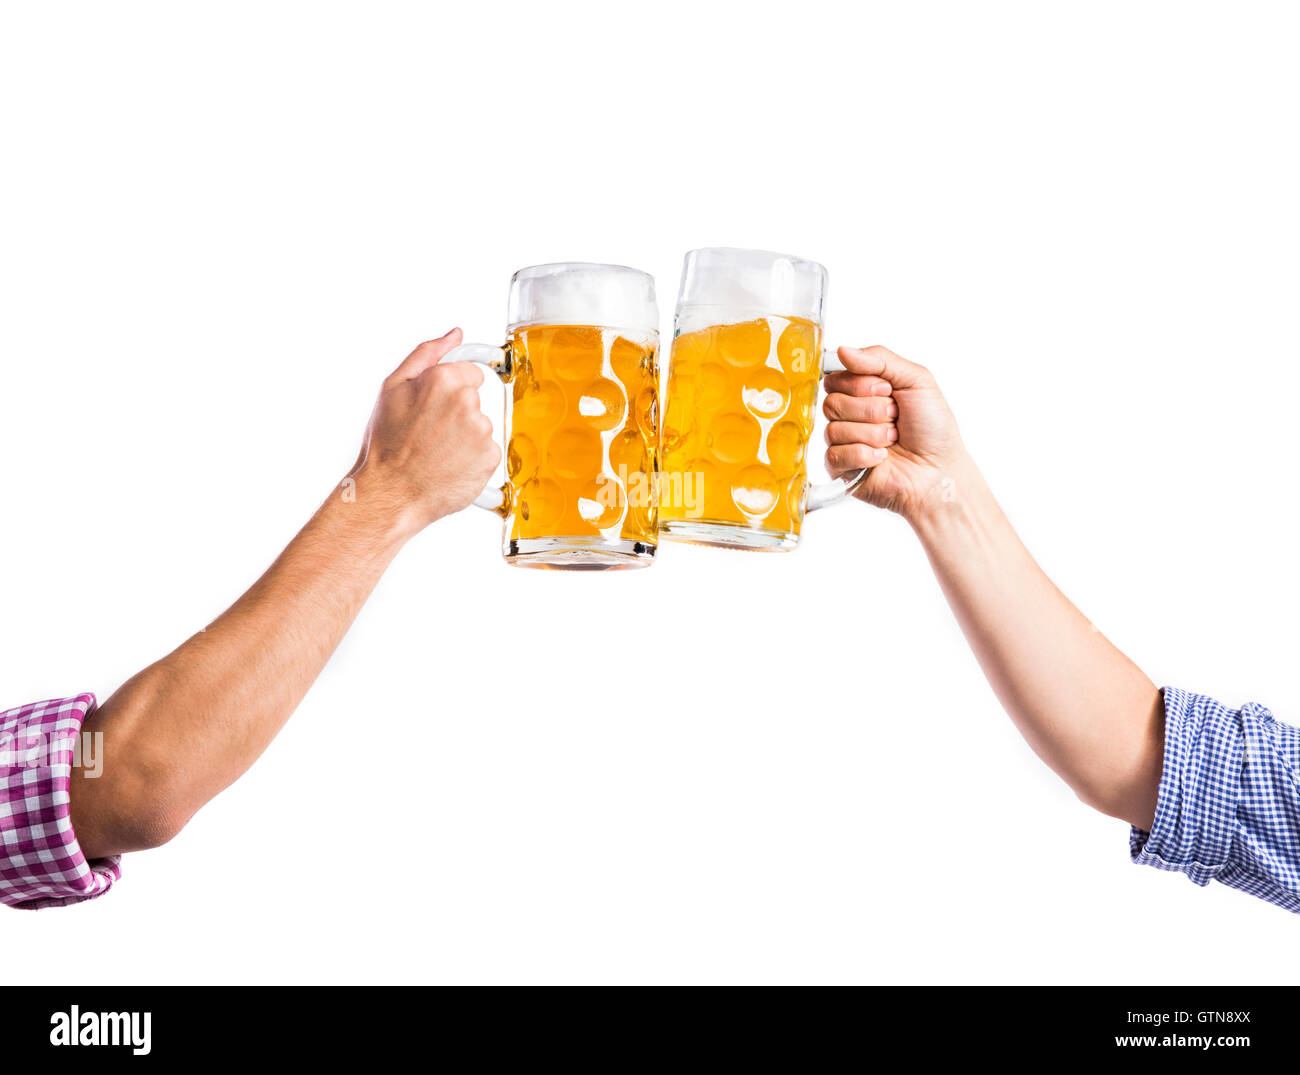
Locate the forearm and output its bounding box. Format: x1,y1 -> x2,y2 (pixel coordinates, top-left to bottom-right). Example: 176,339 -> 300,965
70,483 -> 412,857
909,453 -> 1163,828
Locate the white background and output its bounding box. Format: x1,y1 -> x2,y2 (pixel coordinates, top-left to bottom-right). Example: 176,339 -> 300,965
2,1 -> 1297,984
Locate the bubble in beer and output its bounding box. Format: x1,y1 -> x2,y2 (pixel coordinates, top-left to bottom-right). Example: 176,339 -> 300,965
787,377 -> 818,430
741,366 -> 791,419
507,432 -> 539,482
777,319 -> 819,376
785,473 -> 809,520
732,465 -> 780,519
610,335 -> 651,387
609,428 -> 651,475
514,377 -> 566,431
708,410 -> 760,465
767,420 -> 806,475
548,424 -> 603,481
715,319 -> 771,368
517,477 -> 566,528
578,377 -> 626,431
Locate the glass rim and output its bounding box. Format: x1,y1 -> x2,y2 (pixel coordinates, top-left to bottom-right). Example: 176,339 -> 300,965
680,247 -> 827,276
510,261 -> 656,284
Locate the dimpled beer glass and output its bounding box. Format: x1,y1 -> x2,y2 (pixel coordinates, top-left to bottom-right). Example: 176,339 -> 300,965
444,263 -> 660,569
659,248 -> 867,551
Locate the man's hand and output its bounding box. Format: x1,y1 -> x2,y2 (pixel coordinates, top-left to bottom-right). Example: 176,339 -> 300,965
350,328 -> 501,535
823,345 -> 966,522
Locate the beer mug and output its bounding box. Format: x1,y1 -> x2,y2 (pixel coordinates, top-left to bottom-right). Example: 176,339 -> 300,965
444,262 -> 661,570
659,248 -> 867,551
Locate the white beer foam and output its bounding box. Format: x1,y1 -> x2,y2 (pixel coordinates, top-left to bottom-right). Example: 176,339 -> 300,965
508,263 -> 658,339
675,248 -> 826,328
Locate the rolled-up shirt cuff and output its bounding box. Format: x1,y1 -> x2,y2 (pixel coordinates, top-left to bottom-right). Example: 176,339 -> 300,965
1129,686 -> 1242,885
0,694 -> 121,909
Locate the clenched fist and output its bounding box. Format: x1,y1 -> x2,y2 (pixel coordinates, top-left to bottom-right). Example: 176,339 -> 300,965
823,344 -> 966,523
348,328 -> 501,535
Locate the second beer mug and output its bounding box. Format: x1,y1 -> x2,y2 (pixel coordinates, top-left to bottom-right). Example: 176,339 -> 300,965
659,248 -> 867,551
445,263 -> 661,570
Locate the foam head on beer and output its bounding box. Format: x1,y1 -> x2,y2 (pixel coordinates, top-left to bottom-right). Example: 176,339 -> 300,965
508,262 -> 658,341
675,247 -> 827,333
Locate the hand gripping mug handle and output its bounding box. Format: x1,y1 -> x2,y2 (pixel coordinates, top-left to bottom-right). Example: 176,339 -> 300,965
440,341 -> 513,515
803,346 -> 870,513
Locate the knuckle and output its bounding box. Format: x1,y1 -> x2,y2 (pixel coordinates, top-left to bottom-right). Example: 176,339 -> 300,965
423,365 -> 451,389
431,364 -> 479,391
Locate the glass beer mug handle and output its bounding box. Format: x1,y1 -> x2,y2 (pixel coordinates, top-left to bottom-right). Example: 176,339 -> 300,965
804,346 -> 870,513
440,341 -> 512,514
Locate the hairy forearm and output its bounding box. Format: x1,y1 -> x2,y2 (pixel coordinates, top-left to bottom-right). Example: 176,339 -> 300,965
71,484 -> 412,857
908,453 -> 1163,828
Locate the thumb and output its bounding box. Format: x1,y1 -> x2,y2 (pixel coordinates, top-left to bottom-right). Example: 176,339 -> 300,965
837,345 -> 930,390
386,327 -> 463,385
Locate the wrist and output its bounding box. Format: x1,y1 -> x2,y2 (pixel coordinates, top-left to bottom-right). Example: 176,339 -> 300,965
326,470 -> 427,552
903,451 -> 996,541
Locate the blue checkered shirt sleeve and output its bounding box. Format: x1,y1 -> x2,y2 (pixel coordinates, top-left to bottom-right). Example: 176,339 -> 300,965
1130,686 -> 1300,912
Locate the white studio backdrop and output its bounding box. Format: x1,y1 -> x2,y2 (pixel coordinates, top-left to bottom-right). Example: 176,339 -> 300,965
1,2 -> 1297,984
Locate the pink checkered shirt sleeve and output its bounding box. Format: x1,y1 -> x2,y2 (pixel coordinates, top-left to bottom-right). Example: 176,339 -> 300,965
1,694 -> 121,909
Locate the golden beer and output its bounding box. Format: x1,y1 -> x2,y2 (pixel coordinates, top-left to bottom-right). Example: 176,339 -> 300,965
506,324 -> 659,549
660,315 -> 821,543
444,262 -> 660,569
